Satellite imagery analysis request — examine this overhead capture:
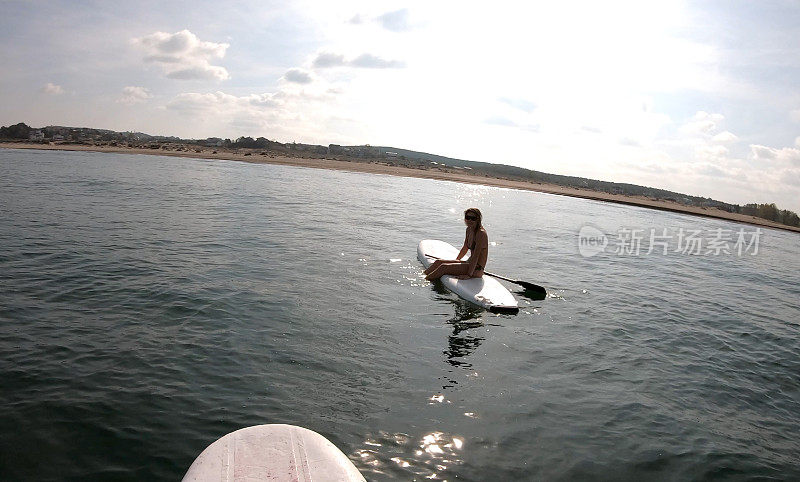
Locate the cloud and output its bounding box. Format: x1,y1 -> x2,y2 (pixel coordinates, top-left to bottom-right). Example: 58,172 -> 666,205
312,52 -> 404,69
697,163 -> 727,177
166,91 -> 281,115
41,82 -> 64,95
312,52 -> 346,68
118,86 -> 152,105
680,111 -> 725,135
165,65 -> 229,80
498,97 -> 537,113
376,9 -> 411,32
782,169 -> 800,187
750,144 -> 776,161
164,91 -> 284,134
283,68 -> 313,84
350,53 -> 405,68
165,85 -> 337,119
750,144 -> 800,166
712,131 -> 738,143
695,144 -> 729,160
349,9 -> 413,31
162,86 -> 349,145
133,30 -> 230,81
791,109 -> 800,122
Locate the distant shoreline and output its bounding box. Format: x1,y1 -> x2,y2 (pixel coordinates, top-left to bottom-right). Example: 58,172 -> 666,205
3,141 -> 798,234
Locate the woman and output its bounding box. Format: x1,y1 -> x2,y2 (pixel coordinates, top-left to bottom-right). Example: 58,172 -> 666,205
424,208 -> 488,281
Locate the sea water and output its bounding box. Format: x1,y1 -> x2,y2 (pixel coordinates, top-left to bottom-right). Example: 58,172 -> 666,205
1,148 -> 798,480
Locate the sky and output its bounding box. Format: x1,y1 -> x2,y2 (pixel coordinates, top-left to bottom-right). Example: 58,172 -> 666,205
1,0 -> 799,212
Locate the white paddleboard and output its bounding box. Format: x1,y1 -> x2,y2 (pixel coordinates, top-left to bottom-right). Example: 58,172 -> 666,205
183,424 -> 365,482
418,239 -> 519,313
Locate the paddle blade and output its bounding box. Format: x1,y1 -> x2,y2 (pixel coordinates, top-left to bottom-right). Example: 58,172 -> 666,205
489,305 -> 521,315
517,281 -> 547,294
518,288 -> 547,301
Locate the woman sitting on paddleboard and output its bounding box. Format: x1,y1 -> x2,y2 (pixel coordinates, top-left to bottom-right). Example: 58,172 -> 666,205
424,208 -> 488,281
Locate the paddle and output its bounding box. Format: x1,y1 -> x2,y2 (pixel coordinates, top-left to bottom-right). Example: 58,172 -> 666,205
424,254 -> 546,295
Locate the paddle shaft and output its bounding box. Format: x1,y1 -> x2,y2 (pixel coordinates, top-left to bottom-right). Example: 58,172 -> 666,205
423,254 -> 545,293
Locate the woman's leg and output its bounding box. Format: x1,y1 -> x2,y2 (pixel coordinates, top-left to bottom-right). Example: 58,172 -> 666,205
423,259 -> 459,274
425,261 -> 469,280
423,259 -> 443,274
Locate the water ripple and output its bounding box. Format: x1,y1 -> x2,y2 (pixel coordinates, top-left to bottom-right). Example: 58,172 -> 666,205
1,149 -> 799,480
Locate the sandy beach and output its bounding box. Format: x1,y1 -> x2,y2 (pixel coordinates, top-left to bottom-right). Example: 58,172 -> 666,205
3,141 -> 798,234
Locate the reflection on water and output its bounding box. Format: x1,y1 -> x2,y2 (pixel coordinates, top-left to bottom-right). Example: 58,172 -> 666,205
353,430 -> 465,480
441,301 -> 485,389
416,431 -> 464,473
444,312 -> 483,368
430,278 -> 453,298
354,297 -> 480,479
448,300 -> 484,323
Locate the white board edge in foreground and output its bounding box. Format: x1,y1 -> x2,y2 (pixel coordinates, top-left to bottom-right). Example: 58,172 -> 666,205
183,424 -> 365,482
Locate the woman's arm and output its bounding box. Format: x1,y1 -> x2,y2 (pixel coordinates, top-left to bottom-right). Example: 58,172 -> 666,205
455,229 -> 469,260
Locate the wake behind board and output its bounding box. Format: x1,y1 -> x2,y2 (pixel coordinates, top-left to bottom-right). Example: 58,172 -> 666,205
418,239 -> 519,314
183,424 -> 365,482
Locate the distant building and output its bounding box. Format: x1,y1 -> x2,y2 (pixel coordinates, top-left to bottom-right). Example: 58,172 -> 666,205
29,130 -> 44,140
